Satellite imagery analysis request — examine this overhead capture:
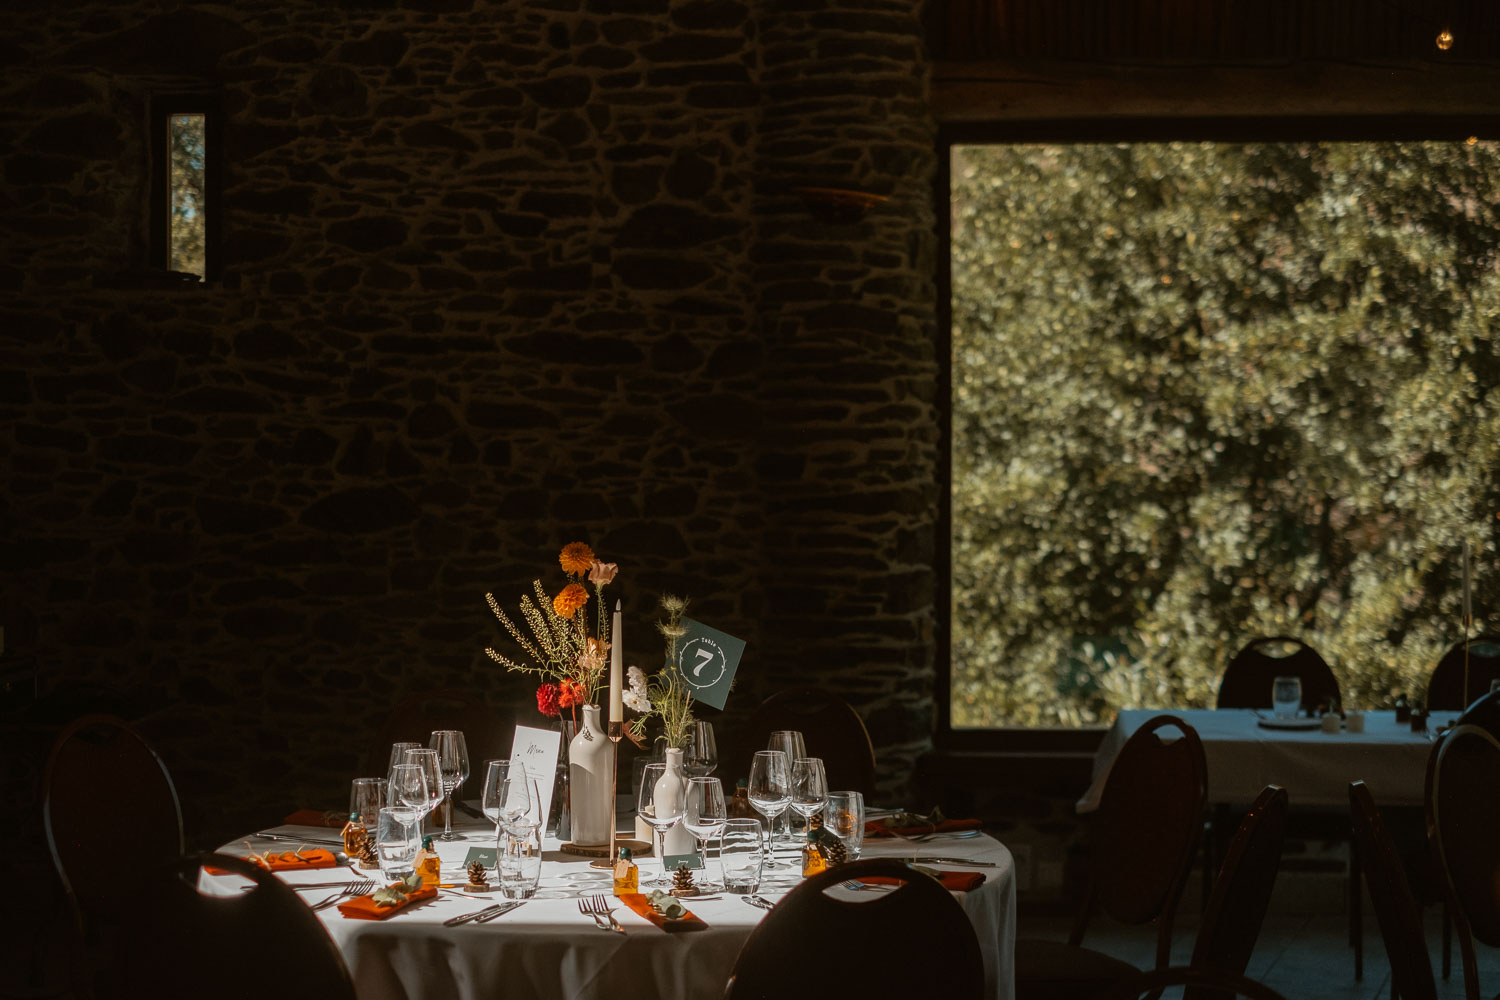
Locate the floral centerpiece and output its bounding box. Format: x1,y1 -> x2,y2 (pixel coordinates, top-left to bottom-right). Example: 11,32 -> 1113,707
623,594 -> 696,748
484,542 -> 619,724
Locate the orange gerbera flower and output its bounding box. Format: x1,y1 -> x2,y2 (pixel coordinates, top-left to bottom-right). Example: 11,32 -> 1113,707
559,542 -> 595,576
553,583 -> 589,619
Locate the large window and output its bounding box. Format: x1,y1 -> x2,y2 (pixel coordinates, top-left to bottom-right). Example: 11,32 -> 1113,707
949,137 -> 1500,729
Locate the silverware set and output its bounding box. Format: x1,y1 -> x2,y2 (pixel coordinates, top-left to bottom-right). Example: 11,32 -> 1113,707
839,880 -> 894,893
906,855 -> 998,867
251,831 -> 346,847
740,895 -> 776,911
309,879 -> 376,911
578,894 -> 624,933
443,900 -> 526,926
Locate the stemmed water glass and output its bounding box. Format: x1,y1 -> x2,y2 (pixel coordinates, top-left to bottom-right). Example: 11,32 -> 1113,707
403,748 -> 444,838
747,750 -> 791,868
684,777 -> 728,889
386,763 -> 429,842
482,760 -> 531,836
686,722 -> 718,777
790,757 -> 828,831
639,762 -> 686,885
428,730 -> 470,841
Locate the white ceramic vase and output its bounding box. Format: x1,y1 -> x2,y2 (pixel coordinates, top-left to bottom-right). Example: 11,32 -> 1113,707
568,705 -> 615,846
655,746 -> 696,857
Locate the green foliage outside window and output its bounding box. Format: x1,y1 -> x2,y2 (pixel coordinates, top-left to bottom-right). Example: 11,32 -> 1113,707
951,141 -> 1500,727
169,114 -> 206,277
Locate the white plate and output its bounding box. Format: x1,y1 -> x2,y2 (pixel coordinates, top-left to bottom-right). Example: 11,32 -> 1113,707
1256,716 -> 1322,730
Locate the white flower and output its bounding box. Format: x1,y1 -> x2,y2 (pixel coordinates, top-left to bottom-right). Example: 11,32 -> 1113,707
627,665 -> 647,693
624,688 -> 652,713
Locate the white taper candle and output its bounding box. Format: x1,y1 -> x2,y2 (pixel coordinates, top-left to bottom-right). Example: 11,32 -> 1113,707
609,600 -> 624,725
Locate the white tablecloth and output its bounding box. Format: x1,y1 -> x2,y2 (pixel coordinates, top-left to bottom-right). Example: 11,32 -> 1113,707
214,815 -> 1016,1000
1079,709 -> 1453,812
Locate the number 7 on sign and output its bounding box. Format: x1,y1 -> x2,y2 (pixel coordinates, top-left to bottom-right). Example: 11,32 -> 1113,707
692,648 -> 714,677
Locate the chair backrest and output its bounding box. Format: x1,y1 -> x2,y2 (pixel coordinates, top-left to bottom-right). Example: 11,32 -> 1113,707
1349,781 -> 1438,1000
1457,687 -> 1500,742
744,686 -> 877,795
145,853 -> 358,1000
1188,785 -> 1288,995
1430,725 -> 1500,949
1216,635 -> 1340,712
1092,966 -> 1289,1000
1081,714 -> 1206,968
43,714 -> 184,920
724,858 -> 983,999
1429,635 -> 1500,711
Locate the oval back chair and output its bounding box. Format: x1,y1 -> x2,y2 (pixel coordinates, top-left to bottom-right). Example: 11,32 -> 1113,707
725,857 -> 983,998
1429,724 -> 1500,1000
1216,636 -> 1340,713
1428,635 -> 1500,712
1349,781 -> 1438,1000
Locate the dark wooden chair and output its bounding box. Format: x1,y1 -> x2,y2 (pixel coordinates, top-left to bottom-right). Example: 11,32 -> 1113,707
1090,967 -> 1289,1000
744,686 -> 876,796
1428,724 -> 1500,1000
1016,714 -> 1206,1000
1426,635 -> 1500,712
1456,686 -> 1500,742
1189,785 -> 1288,997
143,853 -> 358,1000
724,857 -> 983,999
1216,636 -> 1340,712
1349,781 -> 1438,1000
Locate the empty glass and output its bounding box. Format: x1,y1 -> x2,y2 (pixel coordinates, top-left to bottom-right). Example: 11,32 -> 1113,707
428,730 -> 470,842
499,825 -> 542,898
748,750 -> 791,868
403,748 -> 444,837
766,732 -> 805,848
684,777 -> 728,888
686,721 -> 718,777
721,818 -> 765,892
827,790 -> 864,859
790,757 -> 828,831
375,806 -> 419,881
386,764 -> 429,832
639,762 -> 687,885
349,777 -> 386,825
1272,676 -> 1302,719
388,742 -> 421,769
481,760 -> 531,836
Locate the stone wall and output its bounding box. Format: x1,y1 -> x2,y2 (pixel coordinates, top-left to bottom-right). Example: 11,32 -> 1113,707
0,0 -> 936,847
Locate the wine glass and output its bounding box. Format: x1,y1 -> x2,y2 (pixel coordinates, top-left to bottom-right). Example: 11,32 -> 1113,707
349,777 -> 386,825
639,762 -> 686,885
684,777 -> 727,889
765,732 -> 805,850
386,763 -> 429,841
790,757 -> 828,829
388,742 -> 421,769
686,721 -> 718,777
483,760 -> 531,836
747,750 -> 791,868
403,748 -> 444,837
428,730 -> 470,842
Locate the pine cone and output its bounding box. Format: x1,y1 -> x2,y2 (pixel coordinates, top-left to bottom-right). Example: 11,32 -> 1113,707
820,838 -> 849,868
356,836 -> 378,868
671,863 -> 697,894
808,813 -> 823,831
466,860 -> 488,887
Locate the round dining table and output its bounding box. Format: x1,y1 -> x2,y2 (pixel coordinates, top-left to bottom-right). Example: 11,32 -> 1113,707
212,811 -> 1016,1000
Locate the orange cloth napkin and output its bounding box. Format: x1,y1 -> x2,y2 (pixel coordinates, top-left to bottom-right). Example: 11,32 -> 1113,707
616,893 -> 709,932
282,809 -> 345,827
337,885 -> 439,920
860,870 -> 987,892
205,849 -> 340,876
865,817 -> 983,838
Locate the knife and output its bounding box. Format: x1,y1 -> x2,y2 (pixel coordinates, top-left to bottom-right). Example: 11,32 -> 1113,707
251,831 -> 346,847
475,901 -> 526,922
909,856 -> 998,867
444,904 -> 504,926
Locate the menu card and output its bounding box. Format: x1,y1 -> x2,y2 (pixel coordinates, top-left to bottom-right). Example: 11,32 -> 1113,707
510,724 -> 561,833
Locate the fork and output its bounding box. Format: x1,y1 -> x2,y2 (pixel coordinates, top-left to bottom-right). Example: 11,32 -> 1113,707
578,897 -> 608,930
580,894 -> 624,933
839,880 -> 894,893
309,879 -> 376,911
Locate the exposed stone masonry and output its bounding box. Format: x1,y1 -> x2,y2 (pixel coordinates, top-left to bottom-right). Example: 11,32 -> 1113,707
0,0 -> 936,845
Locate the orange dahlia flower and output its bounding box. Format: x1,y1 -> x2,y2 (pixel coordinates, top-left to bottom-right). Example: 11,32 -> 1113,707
552,583 -> 589,619
559,542 -> 596,576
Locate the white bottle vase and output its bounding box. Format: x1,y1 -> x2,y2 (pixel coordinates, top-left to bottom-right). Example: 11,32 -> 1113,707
655,746 -> 696,857
568,705 -> 614,846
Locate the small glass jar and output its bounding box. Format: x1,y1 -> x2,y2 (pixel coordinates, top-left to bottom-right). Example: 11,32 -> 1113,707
612,846 -> 638,895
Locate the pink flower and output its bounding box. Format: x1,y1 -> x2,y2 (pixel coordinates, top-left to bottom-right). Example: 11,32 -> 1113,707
588,560 -> 619,586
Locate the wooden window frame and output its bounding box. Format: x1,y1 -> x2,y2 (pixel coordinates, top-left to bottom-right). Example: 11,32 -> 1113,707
149,93 -> 223,283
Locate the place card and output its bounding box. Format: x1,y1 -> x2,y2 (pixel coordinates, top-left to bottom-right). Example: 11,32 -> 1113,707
510,724 -> 561,833
675,618 -> 746,710
463,847 -> 498,868
663,851 -> 704,871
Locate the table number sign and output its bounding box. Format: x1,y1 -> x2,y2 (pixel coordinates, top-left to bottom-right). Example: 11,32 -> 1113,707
675,618 -> 745,710
509,724 -> 561,833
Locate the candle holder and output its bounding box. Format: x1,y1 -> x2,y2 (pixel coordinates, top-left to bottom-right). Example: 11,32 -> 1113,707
590,721 -> 626,869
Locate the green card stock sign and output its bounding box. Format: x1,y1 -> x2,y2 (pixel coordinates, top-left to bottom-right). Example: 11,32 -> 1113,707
676,618 -> 745,710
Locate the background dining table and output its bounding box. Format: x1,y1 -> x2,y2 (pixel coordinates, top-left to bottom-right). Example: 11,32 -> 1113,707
212,811 -> 1016,1000
1079,708 -> 1457,812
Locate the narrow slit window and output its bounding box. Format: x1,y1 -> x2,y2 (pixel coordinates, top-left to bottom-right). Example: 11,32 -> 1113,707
168,113 -> 206,277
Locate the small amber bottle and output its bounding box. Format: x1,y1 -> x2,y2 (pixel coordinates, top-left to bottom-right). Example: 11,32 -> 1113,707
341,812 -> 366,857
801,840 -> 828,877
612,847 -> 639,895
415,835 -> 442,887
